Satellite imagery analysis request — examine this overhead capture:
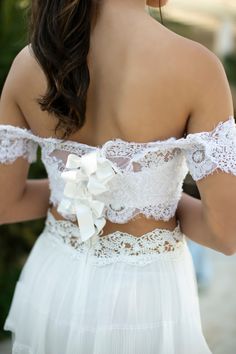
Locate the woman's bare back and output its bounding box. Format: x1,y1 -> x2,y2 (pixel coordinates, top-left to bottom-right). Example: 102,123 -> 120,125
1,3 -> 231,236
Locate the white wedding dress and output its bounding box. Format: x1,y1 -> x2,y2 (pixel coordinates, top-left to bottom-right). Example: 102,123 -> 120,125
2,115 -> 236,354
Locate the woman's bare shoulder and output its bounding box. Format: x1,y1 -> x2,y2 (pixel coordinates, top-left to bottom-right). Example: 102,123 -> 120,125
0,45 -> 49,129
10,45 -> 40,76
157,24 -> 223,71
143,22 -> 226,98
6,45 -> 47,100
163,29 -> 233,130
155,25 -> 231,106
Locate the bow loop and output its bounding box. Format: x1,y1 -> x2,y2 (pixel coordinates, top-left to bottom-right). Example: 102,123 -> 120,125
65,154 -> 82,169
57,151 -> 119,242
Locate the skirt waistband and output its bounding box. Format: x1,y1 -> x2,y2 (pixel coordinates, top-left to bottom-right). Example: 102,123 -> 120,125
44,211 -> 186,266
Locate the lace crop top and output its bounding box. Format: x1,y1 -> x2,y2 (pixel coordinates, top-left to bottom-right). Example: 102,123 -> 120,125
1,116 -> 236,242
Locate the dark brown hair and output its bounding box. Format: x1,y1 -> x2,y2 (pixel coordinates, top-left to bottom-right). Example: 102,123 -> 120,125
159,1 -> 164,24
30,1 -> 164,139
30,0 -> 95,138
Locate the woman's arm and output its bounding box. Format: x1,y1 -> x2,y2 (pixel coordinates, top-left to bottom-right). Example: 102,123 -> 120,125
176,192 -> 232,254
0,49 -> 50,224
177,43 -> 236,256
0,179 -> 50,224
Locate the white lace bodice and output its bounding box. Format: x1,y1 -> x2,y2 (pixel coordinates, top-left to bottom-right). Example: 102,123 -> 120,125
1,116 -> 236,229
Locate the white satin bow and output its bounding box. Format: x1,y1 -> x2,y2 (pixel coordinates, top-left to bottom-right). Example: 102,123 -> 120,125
57,151 -> 118,243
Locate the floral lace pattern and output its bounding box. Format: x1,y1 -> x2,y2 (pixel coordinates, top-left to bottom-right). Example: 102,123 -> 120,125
40,137 -> 189,223
0,125 -> 38,164
0,116 -> 236,224
182,117 -> 236,180
44,211 -> 186,266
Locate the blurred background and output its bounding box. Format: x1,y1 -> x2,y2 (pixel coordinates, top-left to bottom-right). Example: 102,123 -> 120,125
0,0 -> 235,353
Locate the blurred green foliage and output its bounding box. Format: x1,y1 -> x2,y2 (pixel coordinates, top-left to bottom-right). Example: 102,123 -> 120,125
0,0 -> 28,85
224,54 -> 236,86
0,0 -> 235,341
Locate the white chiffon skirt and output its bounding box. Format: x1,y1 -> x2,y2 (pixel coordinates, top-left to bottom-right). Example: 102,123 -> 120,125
4,211 -> 212,354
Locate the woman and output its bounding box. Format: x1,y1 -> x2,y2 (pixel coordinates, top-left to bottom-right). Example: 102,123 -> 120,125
1,0 -> 236,353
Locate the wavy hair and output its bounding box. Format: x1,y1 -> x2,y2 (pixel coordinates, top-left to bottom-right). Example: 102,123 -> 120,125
30,0 -> 96,138
159,0 -> 164,24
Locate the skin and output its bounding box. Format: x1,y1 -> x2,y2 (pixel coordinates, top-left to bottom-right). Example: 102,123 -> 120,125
0,0 -> 235,254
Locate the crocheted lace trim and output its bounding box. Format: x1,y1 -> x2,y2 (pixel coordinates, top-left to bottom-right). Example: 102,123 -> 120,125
0,126 -> 38,164
0,116 -> 235,177
1,117 -> 235,225
44,211 -> 185,266
182,116 -> 236,180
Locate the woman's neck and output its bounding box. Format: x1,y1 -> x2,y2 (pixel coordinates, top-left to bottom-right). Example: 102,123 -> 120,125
100,0 -> 146,13
91,0 -> 150,35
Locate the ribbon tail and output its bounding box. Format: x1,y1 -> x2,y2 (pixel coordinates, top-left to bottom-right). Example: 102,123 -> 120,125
76,204 -> 96,242
94,217 -> 106,235
90,200 -> 105,218
66,154 -> 82,169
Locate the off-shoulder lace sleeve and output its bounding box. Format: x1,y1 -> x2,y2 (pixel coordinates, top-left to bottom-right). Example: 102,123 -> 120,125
0,124 -> 38,164
183,116 -> 236,181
